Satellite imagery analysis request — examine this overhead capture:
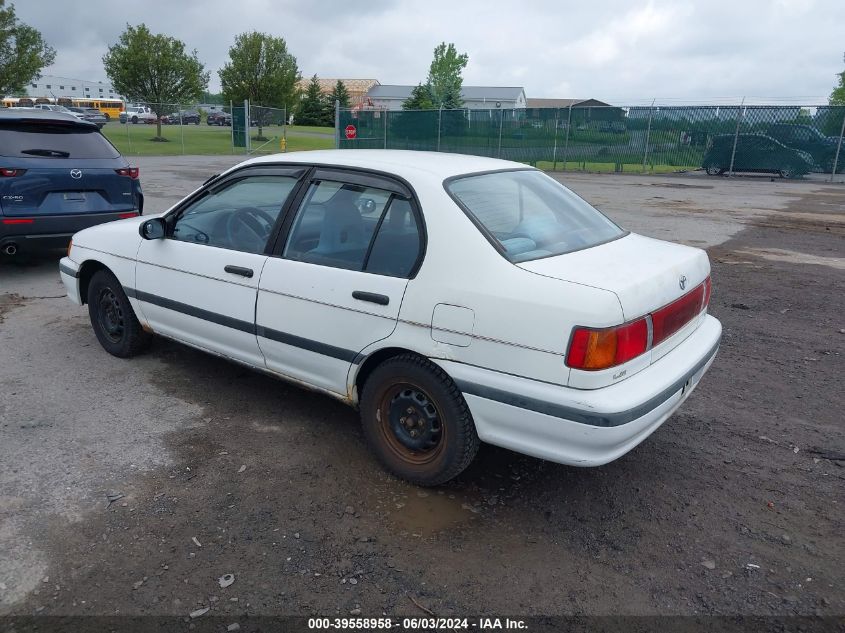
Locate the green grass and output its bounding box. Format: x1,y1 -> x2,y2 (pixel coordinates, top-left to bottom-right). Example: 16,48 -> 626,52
535,160 -> 700,174
102,123 -> 334,156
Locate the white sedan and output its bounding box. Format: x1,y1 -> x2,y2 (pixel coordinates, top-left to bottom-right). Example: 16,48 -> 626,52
59,150 -> 721,485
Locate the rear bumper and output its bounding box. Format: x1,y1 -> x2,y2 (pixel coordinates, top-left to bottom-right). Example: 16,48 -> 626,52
435,315 -> 722,467
0,211 -> 140,253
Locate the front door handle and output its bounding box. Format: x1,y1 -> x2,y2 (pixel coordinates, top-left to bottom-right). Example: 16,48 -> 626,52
352,291 -> 389,305
224,265 -> 253,278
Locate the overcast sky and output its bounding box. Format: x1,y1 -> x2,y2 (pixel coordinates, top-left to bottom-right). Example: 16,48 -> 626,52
15,0 -> 845,104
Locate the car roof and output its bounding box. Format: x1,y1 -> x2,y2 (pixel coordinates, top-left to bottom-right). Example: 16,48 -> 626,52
0,108 -> 98,128
241,149 -> 533,181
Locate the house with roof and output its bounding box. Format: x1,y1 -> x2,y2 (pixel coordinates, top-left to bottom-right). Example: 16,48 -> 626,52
366,85 -> 526,111
525,98 -> 611,109
297,78 -> 380,107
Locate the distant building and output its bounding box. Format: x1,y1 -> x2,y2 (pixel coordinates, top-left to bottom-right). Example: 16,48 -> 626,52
525,98 -> 611,109
25,75 -> 123,101
366,85 -> 526,111
297,78 -> 380,107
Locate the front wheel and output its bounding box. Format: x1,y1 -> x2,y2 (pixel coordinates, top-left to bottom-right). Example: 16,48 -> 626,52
704,163 -> 723,176
779,165 -> 797,179
131,116 -> 138,124
87,269 -> 151,358
360,354 -> 480,486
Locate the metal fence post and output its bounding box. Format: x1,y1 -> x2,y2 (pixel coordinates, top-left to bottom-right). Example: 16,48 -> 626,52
562,105 -> 572,170
334,100 -> 340,149
642,99 -> 655,173
230,100 -> 235,154
384,108 -> 389,149
551,108 -> 560,170
728,97 -> 745,177
497,108 -> 504,158
437,104 -> 443,152
830,108 -> 845,183
179,104 -> 185,155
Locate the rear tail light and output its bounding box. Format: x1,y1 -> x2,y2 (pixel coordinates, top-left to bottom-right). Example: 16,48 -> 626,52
1,218 -> 34,224
566,318 -> 649,370
0,168 -> 25,177
566,275 -> 711,371
115,167 -> 140,179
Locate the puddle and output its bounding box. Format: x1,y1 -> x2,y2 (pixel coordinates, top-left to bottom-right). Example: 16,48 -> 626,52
735,248 -> 845,270
365,485 -> 480,536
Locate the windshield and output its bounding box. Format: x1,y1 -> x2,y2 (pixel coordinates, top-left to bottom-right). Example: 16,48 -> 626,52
0,123 -> 120,159
446,169 -> 625,262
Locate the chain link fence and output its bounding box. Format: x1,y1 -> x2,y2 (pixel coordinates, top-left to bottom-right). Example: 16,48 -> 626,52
337,103 -> 845,182
107,102 -> 291,156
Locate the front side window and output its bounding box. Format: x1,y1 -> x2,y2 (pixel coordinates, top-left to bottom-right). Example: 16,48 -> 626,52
172,175 -> 299,254
446,169 -> 624,262
283,180 -> 422,277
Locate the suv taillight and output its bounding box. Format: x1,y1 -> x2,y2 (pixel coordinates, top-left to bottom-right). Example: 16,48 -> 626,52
115,167 -> 139,179
566,276 -> 711,371
0,168 -> 25,177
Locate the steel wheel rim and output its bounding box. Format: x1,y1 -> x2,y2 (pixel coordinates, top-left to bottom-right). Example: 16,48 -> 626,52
97,287 -> 125,343
377,383 -> 445,465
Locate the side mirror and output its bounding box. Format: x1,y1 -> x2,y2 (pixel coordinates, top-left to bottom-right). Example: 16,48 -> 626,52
139,218 -> 166,240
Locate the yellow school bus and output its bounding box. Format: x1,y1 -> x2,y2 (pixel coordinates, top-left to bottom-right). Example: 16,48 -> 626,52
1,97 -> 125,120
71,98 -> 125,120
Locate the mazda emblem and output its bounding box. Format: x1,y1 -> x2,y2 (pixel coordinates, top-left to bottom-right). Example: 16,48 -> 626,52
70,169 -> 82,180
679,275 -> 687,290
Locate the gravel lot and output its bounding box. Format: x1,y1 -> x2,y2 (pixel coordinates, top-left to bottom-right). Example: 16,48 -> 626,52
0,157 -> 842,623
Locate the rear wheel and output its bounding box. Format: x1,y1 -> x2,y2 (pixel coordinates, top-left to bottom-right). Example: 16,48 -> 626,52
87,270 -> 151,358
360,354 -> 479,486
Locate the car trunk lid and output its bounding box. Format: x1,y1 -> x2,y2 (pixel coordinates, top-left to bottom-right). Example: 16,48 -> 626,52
518,232 -> 711,347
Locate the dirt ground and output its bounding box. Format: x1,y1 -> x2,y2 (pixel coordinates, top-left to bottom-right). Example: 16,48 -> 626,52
0,161 -> 842,627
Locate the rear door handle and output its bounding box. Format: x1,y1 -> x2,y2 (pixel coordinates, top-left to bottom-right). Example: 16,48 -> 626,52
224,265 -> 253,278
352,291 -> 389,305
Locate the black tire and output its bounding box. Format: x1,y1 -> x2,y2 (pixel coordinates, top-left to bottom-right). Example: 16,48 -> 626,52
87,269 -> 151,358
779,165 -> 797,179
704,163 -> 723,176
131,116 -> 138,124
360,354 -> 479,486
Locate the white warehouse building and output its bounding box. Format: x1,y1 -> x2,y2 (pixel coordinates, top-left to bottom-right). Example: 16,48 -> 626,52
25,75 -> 123,101
366,85 -> 526,111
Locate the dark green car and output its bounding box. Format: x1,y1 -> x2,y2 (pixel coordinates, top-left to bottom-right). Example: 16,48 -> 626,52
702,134 -> 814,178
765,124 -> 840,173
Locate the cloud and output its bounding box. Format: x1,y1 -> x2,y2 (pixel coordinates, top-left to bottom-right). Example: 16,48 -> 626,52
13,0 -> 845,103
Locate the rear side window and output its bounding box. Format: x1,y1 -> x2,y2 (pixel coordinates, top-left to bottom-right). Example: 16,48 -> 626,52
446,169 -> 624,262
0,123 -> 120,159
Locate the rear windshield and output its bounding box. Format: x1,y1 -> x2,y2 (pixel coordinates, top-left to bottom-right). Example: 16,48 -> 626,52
446,169 -> 625,262
0,122 -> 120,159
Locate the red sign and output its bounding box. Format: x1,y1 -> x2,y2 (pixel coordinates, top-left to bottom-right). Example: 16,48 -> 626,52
345,124 -> 357,140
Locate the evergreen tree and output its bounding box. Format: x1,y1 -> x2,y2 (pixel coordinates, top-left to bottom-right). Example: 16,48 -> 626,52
297,75 -> 327,126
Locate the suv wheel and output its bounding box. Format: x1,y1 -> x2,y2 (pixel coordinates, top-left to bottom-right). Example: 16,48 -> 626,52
779,165 -> 796,179
705,164 -> 723,176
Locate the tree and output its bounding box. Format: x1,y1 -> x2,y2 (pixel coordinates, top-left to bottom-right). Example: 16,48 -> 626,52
103,24 -> 208,141
297,75 -> 328,126
402,83 -> 434,110
830,63 -> 845,106
426,42 -> 468,109
0,0 -> 55,96
219,31 -> 300,139
328,79 -> 350,110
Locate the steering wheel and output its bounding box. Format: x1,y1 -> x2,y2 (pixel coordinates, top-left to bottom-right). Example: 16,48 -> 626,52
224,206 -> 276,252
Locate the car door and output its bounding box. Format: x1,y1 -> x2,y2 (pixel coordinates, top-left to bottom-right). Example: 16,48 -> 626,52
135,166 -> 306,366
256,168 -> 425,396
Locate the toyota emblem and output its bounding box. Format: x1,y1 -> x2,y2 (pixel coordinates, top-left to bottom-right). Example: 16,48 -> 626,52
70,169 -> 82,180
679,275 -> 687,290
